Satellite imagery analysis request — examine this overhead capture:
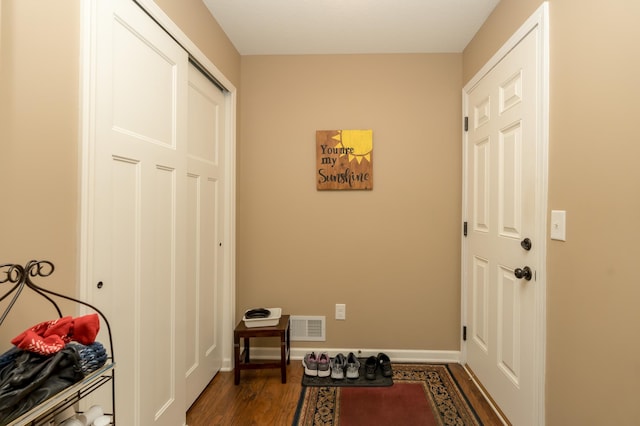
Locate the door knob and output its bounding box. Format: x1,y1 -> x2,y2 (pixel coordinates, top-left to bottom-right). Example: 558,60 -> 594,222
521,238 -> 532,251
514,266 -> 532,281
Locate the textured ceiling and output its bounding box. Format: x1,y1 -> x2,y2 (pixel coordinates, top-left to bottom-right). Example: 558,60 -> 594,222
203,0 -> 500,55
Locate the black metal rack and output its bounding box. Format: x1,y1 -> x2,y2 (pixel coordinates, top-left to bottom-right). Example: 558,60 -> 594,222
0,260 -> 116,425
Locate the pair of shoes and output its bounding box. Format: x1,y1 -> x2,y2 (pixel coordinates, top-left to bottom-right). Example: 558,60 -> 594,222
330,353 -> 346,379
364,352 -> 393,380
303,352 -> 331,377
345,352 -> 360,379
330,353 -> 360,379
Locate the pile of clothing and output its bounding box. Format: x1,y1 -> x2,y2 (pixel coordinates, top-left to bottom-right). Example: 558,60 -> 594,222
0,314 -> 108,424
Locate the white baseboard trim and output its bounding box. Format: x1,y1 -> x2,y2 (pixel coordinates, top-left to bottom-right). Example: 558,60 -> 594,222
237,347 -> 461,364
221,358 -> 233,372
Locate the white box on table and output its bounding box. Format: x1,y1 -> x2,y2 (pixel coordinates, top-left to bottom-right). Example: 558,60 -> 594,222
242,307 -> 282,328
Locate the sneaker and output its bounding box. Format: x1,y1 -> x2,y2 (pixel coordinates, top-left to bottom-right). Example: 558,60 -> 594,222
302,352 -> 318,376
377,352 -> 393,377
331,353 -> 346,379
317,352 -> 331,378
365,356 -> 378,380
345,352 -> 360,379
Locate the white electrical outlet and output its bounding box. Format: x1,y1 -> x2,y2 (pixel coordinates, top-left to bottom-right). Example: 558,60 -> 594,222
335,304 -> 346,320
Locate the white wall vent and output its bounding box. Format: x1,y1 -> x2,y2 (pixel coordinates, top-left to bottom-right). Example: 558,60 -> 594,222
290,315 -> 325,341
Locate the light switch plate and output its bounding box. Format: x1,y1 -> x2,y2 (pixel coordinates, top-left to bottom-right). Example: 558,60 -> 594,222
550,210 -> 566,241
335,304 -> 346,320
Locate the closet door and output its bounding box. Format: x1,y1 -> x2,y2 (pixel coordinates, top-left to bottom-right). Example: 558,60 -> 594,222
185,63 -> 225,407
91,0 -> 187,424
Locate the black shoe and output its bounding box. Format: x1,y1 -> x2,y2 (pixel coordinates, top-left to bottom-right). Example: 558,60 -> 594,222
365,356 -> 378,380
377,352 -> 393,377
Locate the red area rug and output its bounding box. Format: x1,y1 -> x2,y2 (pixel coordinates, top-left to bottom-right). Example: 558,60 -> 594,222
293,364 -> 481,426
338,383 -> 436,426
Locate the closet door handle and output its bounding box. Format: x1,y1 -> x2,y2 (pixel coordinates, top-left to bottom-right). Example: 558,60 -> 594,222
97,281 -> 104,289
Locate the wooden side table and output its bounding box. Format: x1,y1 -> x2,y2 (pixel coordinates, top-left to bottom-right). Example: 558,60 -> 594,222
234,314 -> 290,385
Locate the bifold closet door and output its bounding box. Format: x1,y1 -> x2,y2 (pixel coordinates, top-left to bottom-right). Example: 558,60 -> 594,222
185,63 -> 226,408
91,0 -> 188,424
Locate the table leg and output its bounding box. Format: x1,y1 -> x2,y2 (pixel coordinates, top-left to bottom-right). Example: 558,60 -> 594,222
286,323 -> 291,364
280,335 -> 287,383
244,337 -> 250,363
234,333 -> 240,385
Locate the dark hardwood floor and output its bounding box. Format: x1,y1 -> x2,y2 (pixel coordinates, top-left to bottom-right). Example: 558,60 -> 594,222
186,360 -> 505,425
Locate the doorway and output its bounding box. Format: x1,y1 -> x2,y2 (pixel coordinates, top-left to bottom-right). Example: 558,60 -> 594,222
461,4 -> 548,425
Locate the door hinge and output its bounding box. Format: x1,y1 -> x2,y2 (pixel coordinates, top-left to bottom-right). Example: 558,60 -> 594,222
463,326 -> 467,341
463,221 -> 468,237
464,116 -> 469,132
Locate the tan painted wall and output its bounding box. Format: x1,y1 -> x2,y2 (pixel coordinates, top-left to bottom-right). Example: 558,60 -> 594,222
463,0 -> 541,83
464,0 -> 640,424
238,54 -> 463,350
0,0 -> 81,344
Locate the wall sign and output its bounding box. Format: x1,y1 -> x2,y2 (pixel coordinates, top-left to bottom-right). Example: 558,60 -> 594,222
316,130 -> 373,190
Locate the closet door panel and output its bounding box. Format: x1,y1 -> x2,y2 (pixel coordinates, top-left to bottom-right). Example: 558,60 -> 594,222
142,166 -> 177,416
185,63 -> 225,407
92,0 -> 187,424
112,22 -> 175,145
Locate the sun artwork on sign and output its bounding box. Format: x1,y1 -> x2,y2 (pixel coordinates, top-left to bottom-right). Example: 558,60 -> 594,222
333,130 -> 372,164
316,130 -> 373,190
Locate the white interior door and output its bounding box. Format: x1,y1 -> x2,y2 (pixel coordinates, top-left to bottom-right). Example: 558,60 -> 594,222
90,0 -> 187,424
185,63 -> 226,407
462,8 -> 547,425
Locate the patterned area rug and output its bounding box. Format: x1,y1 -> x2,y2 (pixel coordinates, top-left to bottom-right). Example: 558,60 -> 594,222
293,364 -> 482,426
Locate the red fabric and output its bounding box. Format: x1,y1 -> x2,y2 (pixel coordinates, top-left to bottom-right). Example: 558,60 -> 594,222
11,313 -> 100,355
70,314 -> 100,345
338,383 -> 437,426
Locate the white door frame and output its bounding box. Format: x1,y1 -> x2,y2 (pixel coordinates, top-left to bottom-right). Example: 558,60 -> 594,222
78,0 -> 237,371
461,3 -> 548,424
